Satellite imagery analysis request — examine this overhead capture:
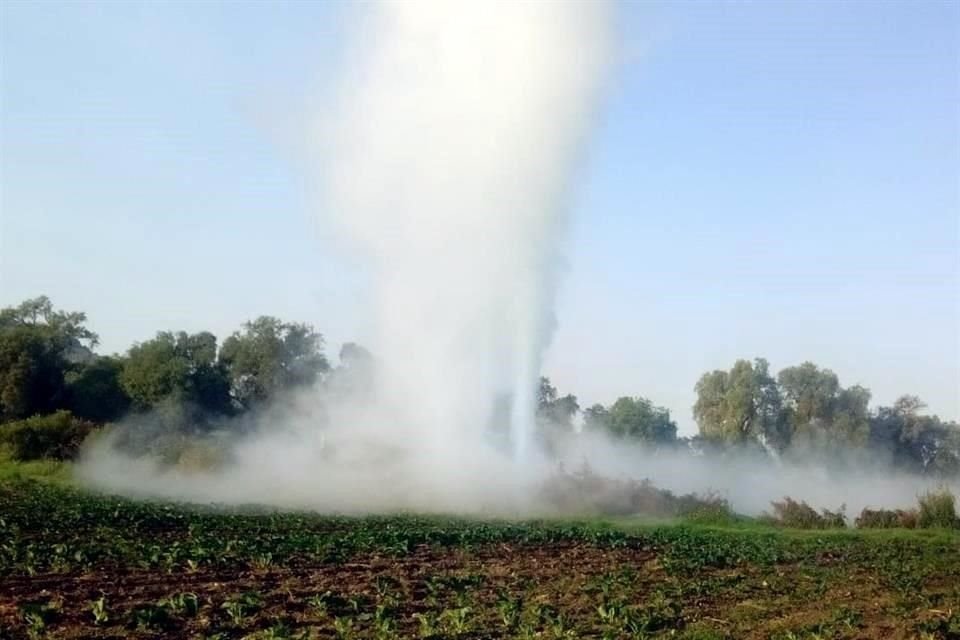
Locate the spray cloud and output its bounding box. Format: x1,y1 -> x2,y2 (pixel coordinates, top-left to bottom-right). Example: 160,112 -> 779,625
317,0 -> 612,463
78,1 -> 956,517
81,0 -> 615,512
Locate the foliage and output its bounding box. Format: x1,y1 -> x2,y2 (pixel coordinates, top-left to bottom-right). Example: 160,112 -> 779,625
540,464 -> 731,520
536,376 -> 579,431
0,454 -> 71,484
693,357 -> 958,475
0,297 -> 98,422
763,497 -> 847,529
855,507 -> 918,529
219,316 -> 328,409
0,410 -> 97,460
64,355 -> 130,423
2,295 -> 959,484
675,492 -> 736,526
870,397 -> 960,476
606,396 -> 677,444
780,362 -> 871,454
121,331 -> 232,415
917,488 -> 958,529
693,358 -> 785,450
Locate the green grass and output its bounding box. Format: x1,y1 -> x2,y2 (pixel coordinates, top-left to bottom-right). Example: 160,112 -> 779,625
0,451 -> 72,484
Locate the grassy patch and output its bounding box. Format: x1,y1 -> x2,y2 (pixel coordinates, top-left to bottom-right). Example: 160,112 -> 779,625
0,451 -> 72,484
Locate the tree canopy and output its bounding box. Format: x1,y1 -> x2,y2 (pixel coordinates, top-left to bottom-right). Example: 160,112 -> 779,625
1,296 -> 958,479
219,316 -> 329,409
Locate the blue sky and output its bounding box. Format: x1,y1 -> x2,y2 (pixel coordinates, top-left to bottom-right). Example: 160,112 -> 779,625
1,1 -> 957,433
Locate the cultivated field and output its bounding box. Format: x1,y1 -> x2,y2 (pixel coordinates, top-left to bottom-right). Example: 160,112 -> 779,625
1,481 -> 958,640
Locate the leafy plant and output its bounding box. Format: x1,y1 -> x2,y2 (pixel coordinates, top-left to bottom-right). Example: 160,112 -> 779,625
89,595 -> 109,624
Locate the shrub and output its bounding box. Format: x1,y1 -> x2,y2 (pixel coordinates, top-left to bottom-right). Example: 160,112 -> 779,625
917,488 -> 958,529
0,411 -> 98,461
539,465 -> 740,522
539,466 -> 676,517
855,508 -> 918,529
676,491 -> 736,525
764,497 -> 846,529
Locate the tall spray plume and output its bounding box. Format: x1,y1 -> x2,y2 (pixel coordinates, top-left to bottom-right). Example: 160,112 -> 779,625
79,0 -> 615,512
317,0 -> 613,464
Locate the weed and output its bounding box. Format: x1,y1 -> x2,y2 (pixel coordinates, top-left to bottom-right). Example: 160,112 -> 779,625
89,595 -> 109,624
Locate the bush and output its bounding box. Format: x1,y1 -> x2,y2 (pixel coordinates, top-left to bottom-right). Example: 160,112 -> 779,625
855,508 -> 918,529
763,497 -> 846,529
539,467 -> 677,516
539,465 -> 738,521
0,411 -> 98,461
676,491 -> 737,525
917,488 -> 958,529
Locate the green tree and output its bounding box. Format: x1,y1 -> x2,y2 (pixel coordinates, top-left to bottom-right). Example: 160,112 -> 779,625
536,376 -> 579,430
121,331 -> 231,414
605,396 -> 677,445
693,358 -> 785,449
65,356 -> 130,423
218,317 -> 328,408
582,403 -> 610,432
0,296 -> 98,421
779,362 -> 870,452
870,396 -> 960,475
778,362 -> 839,428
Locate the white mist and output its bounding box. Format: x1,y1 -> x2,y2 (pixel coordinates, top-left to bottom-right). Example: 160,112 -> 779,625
316,0 -> 612,463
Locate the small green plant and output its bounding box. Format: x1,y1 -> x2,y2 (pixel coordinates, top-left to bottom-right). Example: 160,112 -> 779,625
333,616 -> 356,639
221,591 -> 261,626
374,603 -> 397,637
165,591 -> 199,616
20,602 -> 59,640
252,551 -> 274,570
441,606 -> 472,634
262,621 -> 294,639
496,592 -> 523,630
596,600 -> 624,625
89,595 -> 109,625
413,611 -> 439,637
307,592 -> 331,617
130,602 -> 170,630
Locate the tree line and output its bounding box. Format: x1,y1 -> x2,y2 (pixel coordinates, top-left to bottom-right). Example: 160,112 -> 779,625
1,296 -> 958,477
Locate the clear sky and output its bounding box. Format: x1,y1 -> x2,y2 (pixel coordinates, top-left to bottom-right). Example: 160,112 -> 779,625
1,1 -> 957,434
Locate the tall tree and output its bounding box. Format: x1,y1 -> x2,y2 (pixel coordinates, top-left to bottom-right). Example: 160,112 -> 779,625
0,296 -> 98,421
536,376 -> 579,430
219,317 -> 329,408
583,403 -> 610,432
693,358 -> 785,449
779,362 -> 870,451
121,331 -> 231,415
778,362 -> 839,428
870,396 -> 960,475
605,396 -> 677,445
65,356 -> 130,423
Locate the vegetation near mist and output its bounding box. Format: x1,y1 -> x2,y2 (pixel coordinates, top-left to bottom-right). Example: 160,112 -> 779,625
2,296 -> 957,494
